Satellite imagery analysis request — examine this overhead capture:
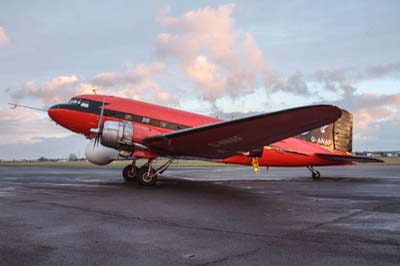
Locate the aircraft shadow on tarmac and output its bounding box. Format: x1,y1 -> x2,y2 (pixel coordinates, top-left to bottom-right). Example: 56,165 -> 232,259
103,175 -> 381,186
99,174 -> 383,196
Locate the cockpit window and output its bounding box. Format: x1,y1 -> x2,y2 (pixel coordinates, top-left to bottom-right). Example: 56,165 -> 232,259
68,98 -> 82,105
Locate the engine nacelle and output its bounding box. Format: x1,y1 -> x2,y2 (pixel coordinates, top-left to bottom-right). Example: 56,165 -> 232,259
100,120 -> 160,150
85,139 -> 119,165
101,121 -> 134,149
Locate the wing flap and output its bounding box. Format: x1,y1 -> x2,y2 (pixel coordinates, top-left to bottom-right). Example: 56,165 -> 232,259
316,153 -> 384,163
144,105 -> 342,159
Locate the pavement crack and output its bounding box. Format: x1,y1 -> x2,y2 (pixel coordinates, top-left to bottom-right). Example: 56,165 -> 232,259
46,202 -> 279,240
44,202 -> 400,248
296,209 -> 364,234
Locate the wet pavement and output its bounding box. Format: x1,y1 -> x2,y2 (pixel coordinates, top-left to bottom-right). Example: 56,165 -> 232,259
0,165 -> 400,266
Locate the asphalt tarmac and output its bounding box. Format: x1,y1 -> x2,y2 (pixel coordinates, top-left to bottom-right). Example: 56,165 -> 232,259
1,165 -> 400,266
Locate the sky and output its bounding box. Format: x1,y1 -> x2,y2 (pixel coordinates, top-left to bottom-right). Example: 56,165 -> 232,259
0,0 -> 399,160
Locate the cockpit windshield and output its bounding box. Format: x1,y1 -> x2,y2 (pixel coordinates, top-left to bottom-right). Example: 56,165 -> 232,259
68,98 -> 81,105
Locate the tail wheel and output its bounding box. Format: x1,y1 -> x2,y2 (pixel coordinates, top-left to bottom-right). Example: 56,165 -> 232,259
137,167 -> 158,186
307,166 -> 321,180
312,171 -> 321,180
122,165 -> 138,182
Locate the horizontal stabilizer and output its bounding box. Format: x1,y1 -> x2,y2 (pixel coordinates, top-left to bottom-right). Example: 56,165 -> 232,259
316,153 -> 384,163
143,105 -> 342,159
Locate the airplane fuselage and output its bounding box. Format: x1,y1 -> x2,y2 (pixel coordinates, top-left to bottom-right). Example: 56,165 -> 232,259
48,94 -> 352,168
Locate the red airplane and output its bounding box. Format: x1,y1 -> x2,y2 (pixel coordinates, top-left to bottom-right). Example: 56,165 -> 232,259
44,94 -> 381,185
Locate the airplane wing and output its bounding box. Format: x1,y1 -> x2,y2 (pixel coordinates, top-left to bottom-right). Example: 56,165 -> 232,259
143,105 -> 342,159
316,153 -> 384,163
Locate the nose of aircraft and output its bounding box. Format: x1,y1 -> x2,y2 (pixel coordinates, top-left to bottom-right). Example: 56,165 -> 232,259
47,103 -> 90,135
47,104 -> 63,123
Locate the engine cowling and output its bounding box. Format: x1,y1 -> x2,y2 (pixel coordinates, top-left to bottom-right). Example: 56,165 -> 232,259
100,121 -> 160,149
85,139 -> 119,165
101,121 -> 133,149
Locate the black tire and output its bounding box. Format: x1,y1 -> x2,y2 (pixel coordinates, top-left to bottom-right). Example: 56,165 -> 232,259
122,165 -> 138,182
137,167 -> 158,186
312,171 -> 321,180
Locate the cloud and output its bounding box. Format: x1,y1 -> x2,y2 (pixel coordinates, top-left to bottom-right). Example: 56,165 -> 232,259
5,4 -> 399,153
0,107 -> 71,145
271,72 -> 311,96
9,62 -> 176,105
75,83 -> 104,95
156,4 -> 275,101
91,63 -> 165,88
157,4 -> 237,60
155,4 -> 400,106
336,92 -> 400,151
89,62 -> 177,104
4,61 -> 174,148
12,75 -> 79,104
313,62 -> 400,93
310,65 -> 400,131
314,68 -> 350,91
363,61 -> 400,79
183,56 -> 226,100
15,4 -> 397,109
352,93 -> 400,130
0,26 -> 8,45
210,109 -> 261,120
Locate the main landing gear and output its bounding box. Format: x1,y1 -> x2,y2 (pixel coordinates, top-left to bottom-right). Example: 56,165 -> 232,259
122,159 -> 173,186
122,160 -> 139,182
307,166 -> 321,180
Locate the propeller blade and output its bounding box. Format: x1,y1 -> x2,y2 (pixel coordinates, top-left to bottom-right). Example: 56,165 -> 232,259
91,97 -> 106,149
97,98 -> 106,130
93,134 -> 100,149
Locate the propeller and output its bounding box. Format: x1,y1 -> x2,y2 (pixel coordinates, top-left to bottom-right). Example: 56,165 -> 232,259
90,98 -> 106,148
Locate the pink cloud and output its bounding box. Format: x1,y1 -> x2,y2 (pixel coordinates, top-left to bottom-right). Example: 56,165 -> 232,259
157,4 -> 236,60
156,4 -> 272,101
24,75 -> 79,104
91,63 -> 165,87
11,62 -> 175,104
0,107 -> 70,144
183,56 -> 226,100
0,26 -> 8,45
352,93 -> 400,130
75,83 -> 104,95
116,79 -> 177,105
90,63 -> 176,104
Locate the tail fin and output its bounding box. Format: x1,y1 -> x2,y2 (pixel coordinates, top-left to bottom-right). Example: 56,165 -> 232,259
297,109 -> 353,152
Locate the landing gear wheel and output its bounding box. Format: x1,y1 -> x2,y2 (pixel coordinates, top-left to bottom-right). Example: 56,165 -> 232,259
122,165 -> 138,182
137,167 -> 158,186
312,171 -> 321,180
307,166 -> 321,180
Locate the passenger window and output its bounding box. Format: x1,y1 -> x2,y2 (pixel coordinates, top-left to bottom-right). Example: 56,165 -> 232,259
142,117 -> 150,124
125,114 -> 133,121
160,121 -> 167,128
80,101 -> 89,108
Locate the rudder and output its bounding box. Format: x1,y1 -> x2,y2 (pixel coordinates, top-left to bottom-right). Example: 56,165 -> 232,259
297,109 -> 353,153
